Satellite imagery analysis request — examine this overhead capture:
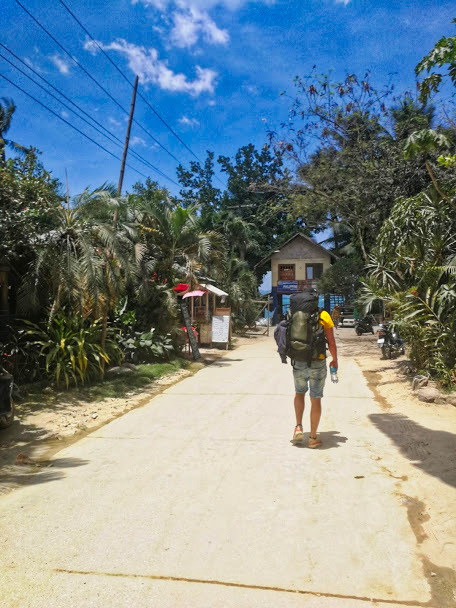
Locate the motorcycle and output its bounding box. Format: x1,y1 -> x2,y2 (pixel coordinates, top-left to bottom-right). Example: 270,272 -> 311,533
377,322 -> 405,359
355,314 -> 375,336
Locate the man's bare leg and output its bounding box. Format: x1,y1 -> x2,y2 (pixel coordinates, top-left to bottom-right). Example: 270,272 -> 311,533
292,393 -> 305,441
309,397 -> 322,439
294,393 -> 305,426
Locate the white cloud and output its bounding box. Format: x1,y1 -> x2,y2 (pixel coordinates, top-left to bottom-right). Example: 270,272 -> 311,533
130,136 -> 146,146
133,0 -> 274,48
133,0 -> 275,9
108,116 -> 122,127
243,84 -> 259,95
50,54 -> 71,75
84,38 -> 217,96
170,6 -> 229,48
178,115 -> 200,128
335,0 -> 351,5
61,110 -> 69,119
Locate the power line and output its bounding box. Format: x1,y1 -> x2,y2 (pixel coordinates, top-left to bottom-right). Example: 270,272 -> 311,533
54,0 -> 226,190
0,52 -> 119,149
0,42 -> 120,144
0,71 -> 149,180
13,0 -> 182,166
56,0 -> 202,164
0,46 -> 179,185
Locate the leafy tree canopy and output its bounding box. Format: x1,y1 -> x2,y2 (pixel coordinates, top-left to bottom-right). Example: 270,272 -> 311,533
269,71 -> 441,261
416,18 -> 456,103
317,256 -> 364,300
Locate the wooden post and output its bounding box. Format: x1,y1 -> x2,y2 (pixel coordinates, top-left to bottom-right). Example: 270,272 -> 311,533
116,75 -> 139,204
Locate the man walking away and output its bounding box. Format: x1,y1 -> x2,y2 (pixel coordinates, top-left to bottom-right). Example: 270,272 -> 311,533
275,288 -> 337,448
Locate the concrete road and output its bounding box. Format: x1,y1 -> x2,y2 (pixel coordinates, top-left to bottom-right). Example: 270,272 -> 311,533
0,337 -> 446,607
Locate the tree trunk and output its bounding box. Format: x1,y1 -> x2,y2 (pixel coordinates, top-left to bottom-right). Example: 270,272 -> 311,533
100,306 -> 108,379
356,224 -> 369,264
425,160 -> 453,205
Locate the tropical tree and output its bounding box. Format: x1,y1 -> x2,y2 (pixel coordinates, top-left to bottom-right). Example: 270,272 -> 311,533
362,190 -> 456,384
19,190 -> 135,325
131,183 -> 225,286
217,144 -> 301,274
415,18 -> 456,104
317,256 -> 364,300
217,255 -> 259,330
269,72 -> 435,261
0,98 -> 28,165
176,151 -> 221,231
0,149 -> 61,316
404,129 -> 454,203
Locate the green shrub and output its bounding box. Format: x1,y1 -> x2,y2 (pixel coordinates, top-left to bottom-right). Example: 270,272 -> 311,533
396,286 -> 456,387
116,328 -> 175,364
24,314 -> 121,387
0,327 -> 43,382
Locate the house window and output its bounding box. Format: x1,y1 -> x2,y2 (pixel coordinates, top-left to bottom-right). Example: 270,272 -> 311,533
279,264 -> 295,281
305,264 -> 323,280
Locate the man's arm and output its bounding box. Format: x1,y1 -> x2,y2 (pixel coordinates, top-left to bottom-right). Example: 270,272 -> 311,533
324,326 -> 338,369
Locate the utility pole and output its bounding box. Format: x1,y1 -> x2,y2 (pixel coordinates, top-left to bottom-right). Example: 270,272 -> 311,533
65,168 -> 70,210
115,75 -> 139,217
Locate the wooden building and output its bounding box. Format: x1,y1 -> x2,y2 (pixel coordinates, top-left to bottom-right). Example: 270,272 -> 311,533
255,233 -> 337,321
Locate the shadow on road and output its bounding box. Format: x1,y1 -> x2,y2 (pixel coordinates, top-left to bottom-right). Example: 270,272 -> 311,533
369,413 -> 456,488
292,431 -> 348,450
0,456 -> 90,494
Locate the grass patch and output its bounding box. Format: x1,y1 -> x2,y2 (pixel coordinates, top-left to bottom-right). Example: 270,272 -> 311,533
17,358 -> 189,406
79,359 -> 188,402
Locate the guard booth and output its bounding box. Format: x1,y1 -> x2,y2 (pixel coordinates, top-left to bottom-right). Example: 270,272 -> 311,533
255,233 -> 338,323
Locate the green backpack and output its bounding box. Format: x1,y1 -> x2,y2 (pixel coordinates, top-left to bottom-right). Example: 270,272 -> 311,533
286,290 -> 326,364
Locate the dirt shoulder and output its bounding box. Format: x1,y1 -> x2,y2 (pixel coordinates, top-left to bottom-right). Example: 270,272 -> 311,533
337,327 -> 456,604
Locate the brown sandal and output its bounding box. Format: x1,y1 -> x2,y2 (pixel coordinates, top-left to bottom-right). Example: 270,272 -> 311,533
308,436 -> 322,449
292,424 -> 304,443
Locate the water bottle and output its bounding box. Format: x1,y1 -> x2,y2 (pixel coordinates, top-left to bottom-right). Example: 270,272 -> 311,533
330,366 -> 339,384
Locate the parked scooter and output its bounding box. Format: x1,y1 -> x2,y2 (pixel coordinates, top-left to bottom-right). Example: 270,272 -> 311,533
377,322 -> 405,359
355,314 -> 375,336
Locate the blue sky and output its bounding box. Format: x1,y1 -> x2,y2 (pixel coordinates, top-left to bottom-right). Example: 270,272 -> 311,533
1,0 -> 455,199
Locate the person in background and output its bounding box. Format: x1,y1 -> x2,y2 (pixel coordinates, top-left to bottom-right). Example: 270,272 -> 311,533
331,305 -> 341,329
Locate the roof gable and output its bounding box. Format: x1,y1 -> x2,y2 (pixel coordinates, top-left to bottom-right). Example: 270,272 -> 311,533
255,233 -> 337,268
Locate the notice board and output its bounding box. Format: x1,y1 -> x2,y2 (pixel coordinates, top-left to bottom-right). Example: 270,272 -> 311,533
212,315 -> 230,343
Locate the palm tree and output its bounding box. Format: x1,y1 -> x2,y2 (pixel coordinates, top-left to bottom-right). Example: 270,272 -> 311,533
0,98 -> 28,165
133,192 -> 224,286
18,189 -> 137,372
221,214 -> 261,261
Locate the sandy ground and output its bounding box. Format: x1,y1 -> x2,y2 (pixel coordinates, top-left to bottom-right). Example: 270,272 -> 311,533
337,326 -> 456,604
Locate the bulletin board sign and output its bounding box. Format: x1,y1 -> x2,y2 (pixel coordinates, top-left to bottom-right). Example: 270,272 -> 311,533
212,315 -> 230,343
